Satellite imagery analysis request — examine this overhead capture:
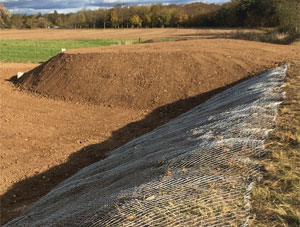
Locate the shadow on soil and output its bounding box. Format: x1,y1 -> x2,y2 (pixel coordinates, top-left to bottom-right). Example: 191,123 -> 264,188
5,75 -> 18,83
1,75 -> 256,225
5,58 -> 52,85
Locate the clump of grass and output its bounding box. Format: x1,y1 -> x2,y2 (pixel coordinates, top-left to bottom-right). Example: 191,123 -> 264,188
0,39 -> 121,63
140,39 -> 177,44
251,60 -> 300,226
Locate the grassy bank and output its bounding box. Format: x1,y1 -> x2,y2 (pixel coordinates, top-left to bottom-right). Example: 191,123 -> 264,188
0,39 -> 125,63
251,60 -> 300,226
230,31 -> 300,45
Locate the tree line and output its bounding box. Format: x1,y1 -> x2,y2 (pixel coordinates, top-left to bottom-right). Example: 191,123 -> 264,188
0,0 -> 299,32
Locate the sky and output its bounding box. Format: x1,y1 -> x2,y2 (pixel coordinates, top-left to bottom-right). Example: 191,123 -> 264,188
2,0 -> 229,14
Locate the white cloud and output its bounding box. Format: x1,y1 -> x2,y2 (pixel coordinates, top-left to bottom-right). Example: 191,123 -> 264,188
3,0 -> 229,14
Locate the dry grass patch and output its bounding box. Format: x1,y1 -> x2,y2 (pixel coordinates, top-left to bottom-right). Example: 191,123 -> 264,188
251,60 -> 300,226
229,30 -> 300,45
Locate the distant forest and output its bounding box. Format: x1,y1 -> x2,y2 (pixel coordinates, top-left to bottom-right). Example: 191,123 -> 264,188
0,0 -> 299,32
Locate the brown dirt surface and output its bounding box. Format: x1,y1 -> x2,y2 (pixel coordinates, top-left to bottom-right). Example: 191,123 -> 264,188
0,62 -> 147,224
0,28 -> 263,40
18,39 -> 298,110
0,38 -> 298,225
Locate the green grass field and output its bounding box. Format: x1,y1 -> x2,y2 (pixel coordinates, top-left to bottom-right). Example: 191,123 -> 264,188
0,39 -> 125,63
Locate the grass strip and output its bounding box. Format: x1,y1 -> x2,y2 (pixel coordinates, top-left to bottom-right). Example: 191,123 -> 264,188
0,39 -> 123,63
250,60 -> 300,227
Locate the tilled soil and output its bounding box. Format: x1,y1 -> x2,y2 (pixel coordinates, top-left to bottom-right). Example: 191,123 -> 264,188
0,28 -> 263,40
0,39 -> 298,225
1,63 -> 148,224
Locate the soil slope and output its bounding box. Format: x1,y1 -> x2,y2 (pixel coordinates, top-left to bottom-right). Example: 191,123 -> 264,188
17,39 -> 298,110
0,63 -> 147,225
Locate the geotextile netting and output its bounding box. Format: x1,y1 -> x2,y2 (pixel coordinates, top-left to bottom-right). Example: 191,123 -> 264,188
5,65 -> 288,227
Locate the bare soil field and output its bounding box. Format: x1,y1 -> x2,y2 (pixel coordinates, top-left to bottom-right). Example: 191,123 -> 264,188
0,62 -> 151,224
0,28 -> 263,40
0,38 -> 298,225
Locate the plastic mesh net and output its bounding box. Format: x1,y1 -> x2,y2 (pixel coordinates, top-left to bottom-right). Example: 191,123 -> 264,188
5,65 -> 288,227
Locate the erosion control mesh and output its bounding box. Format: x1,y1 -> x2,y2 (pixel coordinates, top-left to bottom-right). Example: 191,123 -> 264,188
6,65 -> 288,227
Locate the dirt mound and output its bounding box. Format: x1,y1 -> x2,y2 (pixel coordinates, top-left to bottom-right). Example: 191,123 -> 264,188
17,39 -> 298,110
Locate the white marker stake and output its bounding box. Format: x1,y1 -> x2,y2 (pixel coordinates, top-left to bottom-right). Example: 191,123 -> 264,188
17,72 -> 24,79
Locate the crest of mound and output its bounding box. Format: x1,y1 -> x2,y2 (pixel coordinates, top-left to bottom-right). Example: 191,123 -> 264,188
17,39 -> 298,109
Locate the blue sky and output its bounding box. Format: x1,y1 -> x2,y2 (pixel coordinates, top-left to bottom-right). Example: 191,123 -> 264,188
2,0 -> 229,14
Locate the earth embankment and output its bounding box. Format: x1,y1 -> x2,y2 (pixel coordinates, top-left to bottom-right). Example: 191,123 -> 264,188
17,39 -> 298,109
